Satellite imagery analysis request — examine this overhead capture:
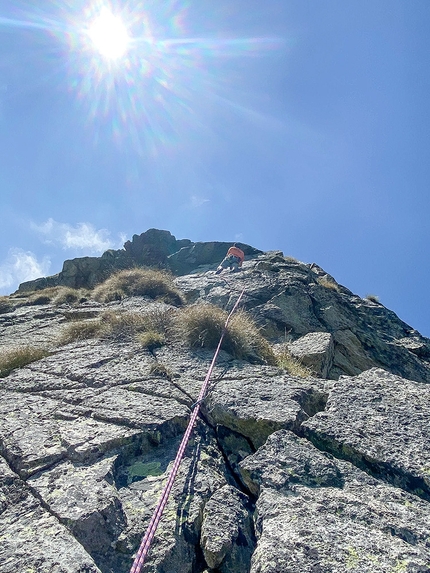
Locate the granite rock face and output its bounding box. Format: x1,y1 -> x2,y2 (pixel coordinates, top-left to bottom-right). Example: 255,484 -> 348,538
17,229 -> 260,292
1,232 -> 430,572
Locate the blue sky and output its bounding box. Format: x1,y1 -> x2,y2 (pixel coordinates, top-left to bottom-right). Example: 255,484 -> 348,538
1,0 -> 429,337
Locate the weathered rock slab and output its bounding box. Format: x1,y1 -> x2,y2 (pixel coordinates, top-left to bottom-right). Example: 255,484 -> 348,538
252,485 -> 430,573
244,430 -> 430,573
239,429 -> 342,495
288,331 -> 334,377
0,391 -> 66,477
200,485 -> 255,572
28,456 -> 125,555
303,368 -> 430,498
204,371 -> 326,449
0,456 -> 101,572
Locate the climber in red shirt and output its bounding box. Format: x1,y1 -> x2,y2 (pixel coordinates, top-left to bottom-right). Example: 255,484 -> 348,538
215,244 -> 245,274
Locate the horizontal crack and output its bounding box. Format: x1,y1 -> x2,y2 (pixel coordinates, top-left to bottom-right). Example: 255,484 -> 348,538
301,427 -> 430,503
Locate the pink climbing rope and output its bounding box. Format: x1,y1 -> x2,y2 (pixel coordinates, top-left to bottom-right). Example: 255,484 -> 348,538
130,289 -> 246,573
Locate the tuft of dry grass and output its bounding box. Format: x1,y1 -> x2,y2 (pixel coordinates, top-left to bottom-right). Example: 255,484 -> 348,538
273,347 -> 313,378
149,363 -> 172,379
13,286 -> 89,308
57,319 -> 103,345
138,307 -> 175,336
92,268 -> 184,306
52,287 -> 89,306
98,310 -> 149,340
0,346 -> 50,377
365,294 -> 380,304
175,303 -> 276,364
58,307 -> 174,346
317,277 -> 340,292
137,331 -> 166,351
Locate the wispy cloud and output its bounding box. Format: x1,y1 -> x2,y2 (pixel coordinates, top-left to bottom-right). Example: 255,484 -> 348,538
31,218 -> 120,253
190,195 -> 210,209
0,248 -> 51,291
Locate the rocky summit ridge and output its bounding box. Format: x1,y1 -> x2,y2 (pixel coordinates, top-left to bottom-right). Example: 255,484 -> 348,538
1,229 -> 430,573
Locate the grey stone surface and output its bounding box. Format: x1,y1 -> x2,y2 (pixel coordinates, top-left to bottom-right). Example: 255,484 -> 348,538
200,485 -> 254,572
28,456 -> 126,555
204,368 -> 327,448
0,456 -> 102,572
239,429 -> 342,495
1,236 -> 430,573
252,484 -> 430,573
288,331 -> 334,377
303,368 -> 430,498
241,431 -> 430,573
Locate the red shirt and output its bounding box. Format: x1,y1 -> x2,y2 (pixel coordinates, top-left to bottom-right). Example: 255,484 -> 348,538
227,246 -> 245,265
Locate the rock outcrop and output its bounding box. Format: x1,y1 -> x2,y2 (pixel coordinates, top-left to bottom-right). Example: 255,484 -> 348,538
17,229 -> 261,292
1,230 -> 430,572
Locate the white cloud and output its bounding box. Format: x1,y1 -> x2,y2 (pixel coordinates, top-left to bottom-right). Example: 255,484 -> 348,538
0,248 -> 51,292
190,195 -> 210,209
31,218 -> 119,254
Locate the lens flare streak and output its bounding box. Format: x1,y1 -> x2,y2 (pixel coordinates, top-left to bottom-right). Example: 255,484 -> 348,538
0,2 -> 285,154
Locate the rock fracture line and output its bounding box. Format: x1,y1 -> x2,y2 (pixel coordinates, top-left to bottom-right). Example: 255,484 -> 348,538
129,289 -> 245,573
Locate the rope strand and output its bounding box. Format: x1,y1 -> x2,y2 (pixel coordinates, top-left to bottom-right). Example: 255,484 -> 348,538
129,288 -> 245,573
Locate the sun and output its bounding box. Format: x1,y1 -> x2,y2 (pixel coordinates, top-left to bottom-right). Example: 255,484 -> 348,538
87,8 -> 130,60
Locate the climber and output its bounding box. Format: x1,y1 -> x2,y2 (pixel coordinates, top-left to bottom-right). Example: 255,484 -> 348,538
215,244 -> 245,274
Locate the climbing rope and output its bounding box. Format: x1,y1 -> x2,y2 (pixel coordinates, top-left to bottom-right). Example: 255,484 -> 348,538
129,288 -> 246,573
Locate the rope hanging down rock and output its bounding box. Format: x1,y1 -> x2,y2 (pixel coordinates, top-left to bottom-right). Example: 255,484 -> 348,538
129,288 -> 246,573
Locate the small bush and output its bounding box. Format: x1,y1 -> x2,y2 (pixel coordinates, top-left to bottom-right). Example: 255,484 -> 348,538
0,346 -> 50,377
58,319 -> 103,345
317,277 -> 340,292
274,348 -> 313,378
365,294 -> 380,304
175,303 -> 276,364
138,331 -> 166,351
53,287 -> 89,306
149,363 -> 172,379
92,268 -> 184,305
57,309 -> 171,346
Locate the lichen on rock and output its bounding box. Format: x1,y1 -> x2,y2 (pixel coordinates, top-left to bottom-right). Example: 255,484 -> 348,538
0,230 -> 430,572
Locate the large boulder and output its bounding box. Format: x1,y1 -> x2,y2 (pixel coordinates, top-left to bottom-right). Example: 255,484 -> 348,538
303,368 -> 430,498
239,430 -> 430,573
288,331 -> 334,377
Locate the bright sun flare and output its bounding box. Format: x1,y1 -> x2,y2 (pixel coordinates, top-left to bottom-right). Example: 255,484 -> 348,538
88,8 -> 129,60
